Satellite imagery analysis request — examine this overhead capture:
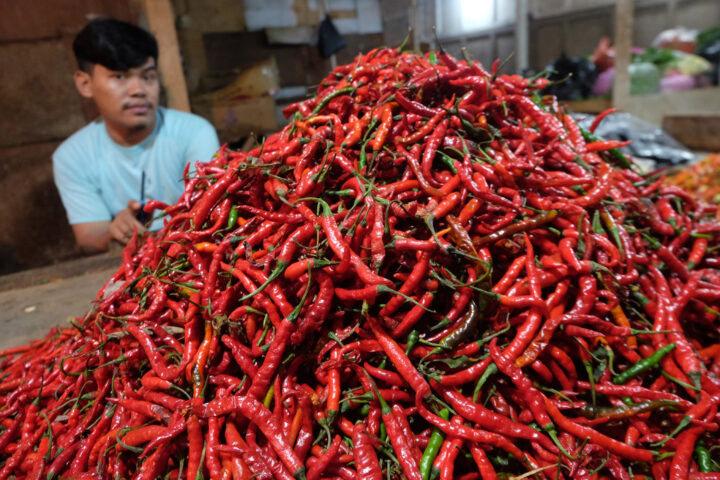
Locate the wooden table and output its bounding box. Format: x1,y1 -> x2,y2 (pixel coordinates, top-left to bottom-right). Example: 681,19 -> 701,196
0,252 -> 121,350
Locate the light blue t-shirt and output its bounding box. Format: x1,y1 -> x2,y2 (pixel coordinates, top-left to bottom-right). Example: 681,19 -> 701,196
53,107 -> 220,230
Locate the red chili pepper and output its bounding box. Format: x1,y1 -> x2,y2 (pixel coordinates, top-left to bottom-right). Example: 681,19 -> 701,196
110,398 -> 171,423
372,103 -> 393,152
352,423 -> 382,480
397,143 -> 442,196
326,349 -> 341,421
191,169 -> 236,228
297,201 -> 393,287
584,139 -> 633,152
688,237 -> 708,270
543,397 -> 654,462
186,414 -> 204,480
196,395 -> 305,478
436,382 -> 556,451
415,400 -> 527,461
394,90 -> 443,118
367,316 -> 430,399
469,443 -> 497,480
306,434 -> 342,480
589,108 -> 616,132
421,118 -> 448,185
341,114 -> 362,147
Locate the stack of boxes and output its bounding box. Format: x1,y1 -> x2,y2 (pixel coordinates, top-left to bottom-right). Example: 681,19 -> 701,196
192,57 -> 280,143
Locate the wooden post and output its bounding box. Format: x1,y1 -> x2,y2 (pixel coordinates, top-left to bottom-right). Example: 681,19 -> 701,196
515,0 -> 529,72
411,0 -> 420,52
143,0 -> 191,112
612,0 -> 633,111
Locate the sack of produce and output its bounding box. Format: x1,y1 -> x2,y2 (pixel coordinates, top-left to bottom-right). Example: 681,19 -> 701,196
629,61 -> 661,95
666,153 -> 720,204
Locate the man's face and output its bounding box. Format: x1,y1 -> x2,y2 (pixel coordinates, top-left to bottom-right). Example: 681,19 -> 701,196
75,57 -> 160,132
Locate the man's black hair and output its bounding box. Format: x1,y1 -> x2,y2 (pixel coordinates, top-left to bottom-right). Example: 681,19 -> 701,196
73,18 -> 158,73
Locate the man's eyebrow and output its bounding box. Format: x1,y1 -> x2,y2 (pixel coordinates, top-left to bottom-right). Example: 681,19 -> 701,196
142,65 -> 158,72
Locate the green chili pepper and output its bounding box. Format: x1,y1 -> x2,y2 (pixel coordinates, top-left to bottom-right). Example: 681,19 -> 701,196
613,343 -> 676,385
573,155 -> 593,173
309,86 -> 355,116
473,362 -> 497,403
419,408 -> 449,480
430,301 -> 479,355
227,205 -> 240,229
591,210 -> 605,234
358,138 -> 370,172
435,151 -> 458,174
632,290 -> 651,307
578,399 -> 679,420
263,384 -> 274,408
695,439 -> 713,473
406,330 -> 420,355
580,126 -> 633,169
115,428 -> 144,454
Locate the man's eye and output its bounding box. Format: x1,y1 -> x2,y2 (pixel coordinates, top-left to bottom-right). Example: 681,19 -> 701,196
114,73 -> 124,79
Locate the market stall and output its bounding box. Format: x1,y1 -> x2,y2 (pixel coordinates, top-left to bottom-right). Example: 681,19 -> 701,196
1,1 -> 720,479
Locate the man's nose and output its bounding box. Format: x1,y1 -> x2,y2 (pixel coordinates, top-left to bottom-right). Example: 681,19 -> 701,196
127,76 -> 147,96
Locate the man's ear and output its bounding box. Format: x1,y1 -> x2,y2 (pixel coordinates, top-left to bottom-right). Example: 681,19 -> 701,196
73,70 -> 93,99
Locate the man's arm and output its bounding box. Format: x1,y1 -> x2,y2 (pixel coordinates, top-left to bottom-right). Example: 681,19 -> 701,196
72,201 -> 147,252
72,221 -> 112,253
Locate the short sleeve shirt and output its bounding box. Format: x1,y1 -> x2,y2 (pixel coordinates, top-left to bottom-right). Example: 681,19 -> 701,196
53,107 -> 220,230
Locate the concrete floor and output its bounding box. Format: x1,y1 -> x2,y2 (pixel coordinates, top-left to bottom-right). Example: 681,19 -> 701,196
0,253 -> 121,350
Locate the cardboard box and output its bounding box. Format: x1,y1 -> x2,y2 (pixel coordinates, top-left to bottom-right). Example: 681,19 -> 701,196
194,95 -> 278,143
204,57 -> 280,101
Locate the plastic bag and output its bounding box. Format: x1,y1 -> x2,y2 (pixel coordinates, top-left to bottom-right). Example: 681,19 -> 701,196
541,53 -> 597,100
629,62 -> 660,95
591,36 -> 615,72
575,112 -> 695,167
318,14 -> 346,58
676,52 -> 712,76
652,27 -> 697,53
660,72 -> 695,93
593,67 -> 614,96
696,27 -> 720,85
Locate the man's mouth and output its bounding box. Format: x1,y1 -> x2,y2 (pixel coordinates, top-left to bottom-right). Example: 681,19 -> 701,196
125,104 -> 152,114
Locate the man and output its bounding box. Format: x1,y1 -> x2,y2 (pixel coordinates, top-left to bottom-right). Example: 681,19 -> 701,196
53,18 -> 220,252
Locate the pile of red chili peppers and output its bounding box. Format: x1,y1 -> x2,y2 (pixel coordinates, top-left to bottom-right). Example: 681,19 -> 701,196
3,48 -> 720,480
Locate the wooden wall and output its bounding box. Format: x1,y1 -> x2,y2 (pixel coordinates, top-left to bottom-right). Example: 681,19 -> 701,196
174,0 -> 390,96
0,1 -> 137,274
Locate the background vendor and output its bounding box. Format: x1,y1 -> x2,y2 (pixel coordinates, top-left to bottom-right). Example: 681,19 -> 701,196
53,18 -> 219,253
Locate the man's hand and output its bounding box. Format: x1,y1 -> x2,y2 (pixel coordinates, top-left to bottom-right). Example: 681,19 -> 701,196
109,200 -> 148,245
71,201 -> 148,253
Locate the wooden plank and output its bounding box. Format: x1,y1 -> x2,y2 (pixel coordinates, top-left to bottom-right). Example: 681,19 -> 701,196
563,97 -> 613,114
0,267 -> 116,349
0,0 -> 133,42
184,0 -> 245,33
662,115 -> 720,152
622,87 -> 720,127
0,250 -> 121,293
143,0 -> 191,112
